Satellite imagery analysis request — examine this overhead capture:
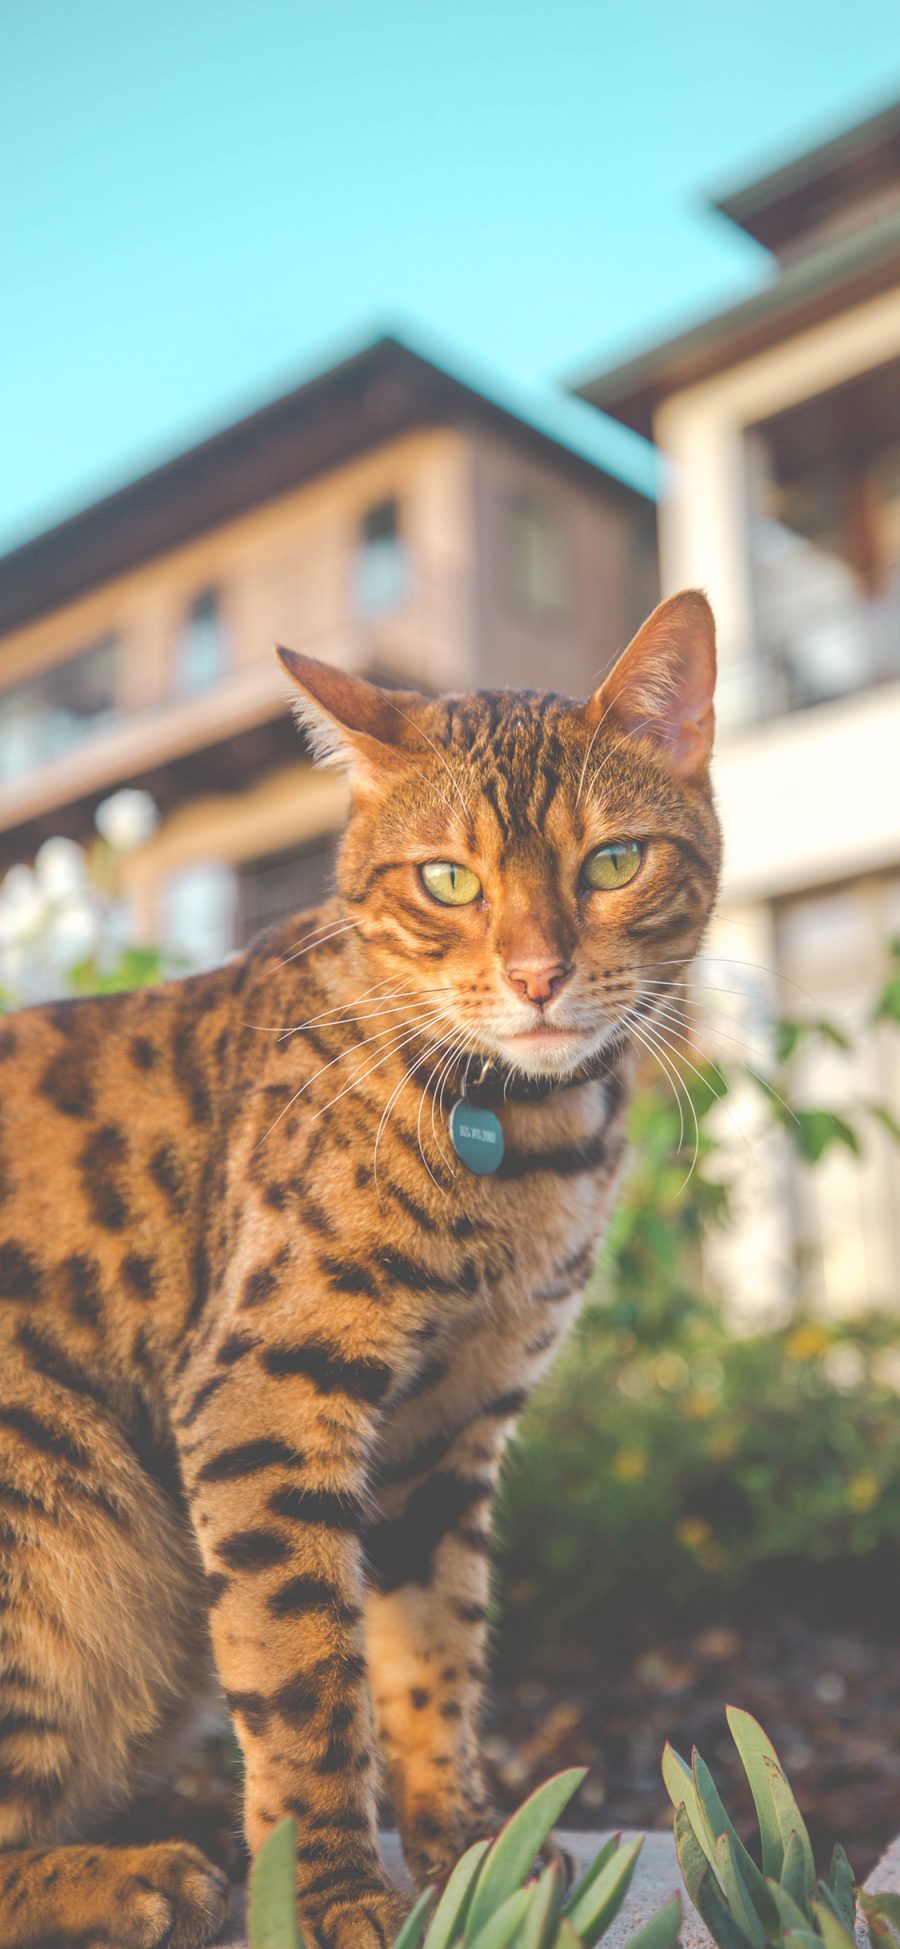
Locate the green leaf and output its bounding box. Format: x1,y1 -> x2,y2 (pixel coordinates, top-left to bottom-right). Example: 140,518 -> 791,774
810,1899 -> 857,1949
715,1835 -> 766,1949
674,1805 -> 754,1949
557,1924 -> 584,1949
424,1841 -> 492,1949
867,1102 -> 900,1145
465,1770 -> 586,1942
662,1745 -> 717,1867
791,1110 -> 861,1164
781,1832 -> 812,1920
624,1896 -> 683,1949
828,1845 -> 856,1933
692,1750 -> 778,1931
781,1930 -> 822,1949
563,1835 -> 620,1915
392,1887 -> 438,1949
767,1881 -> 811,1935
467,1887 -> 531,1949
873,973 -> 900,1024
762,1758 -> 815,1899
861,1894 -> 900,1948
814,1883 -> 852,1934
725,1709 -> 784,1879
563,1835 -> 643,1946
247,1818 -> 303,1949
519,1865 -> 563,1949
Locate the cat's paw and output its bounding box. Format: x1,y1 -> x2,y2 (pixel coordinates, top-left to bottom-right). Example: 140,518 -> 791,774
119,1843 -> 230,1949
537,1829 -> 578,1895
401,1805 -> 502,1889
301,1884 -> 410,1948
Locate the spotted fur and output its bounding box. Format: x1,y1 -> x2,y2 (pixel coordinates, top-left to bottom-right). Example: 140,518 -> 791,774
0,592 -> 720,1947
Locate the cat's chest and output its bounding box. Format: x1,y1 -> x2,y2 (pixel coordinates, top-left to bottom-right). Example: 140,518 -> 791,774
302,1075 -> 626,1329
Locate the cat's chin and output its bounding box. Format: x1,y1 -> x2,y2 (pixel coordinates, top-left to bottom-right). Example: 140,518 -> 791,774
486,1026 -> 605,1079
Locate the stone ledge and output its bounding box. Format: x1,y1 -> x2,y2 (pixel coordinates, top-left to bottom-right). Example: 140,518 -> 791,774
222,1825 -> 900,1948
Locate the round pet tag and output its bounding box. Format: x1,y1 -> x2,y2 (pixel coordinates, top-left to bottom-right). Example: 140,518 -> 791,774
449,1099 -> 505,1176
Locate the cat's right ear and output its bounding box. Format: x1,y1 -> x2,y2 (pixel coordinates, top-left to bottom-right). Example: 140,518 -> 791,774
276,648 -> 425,782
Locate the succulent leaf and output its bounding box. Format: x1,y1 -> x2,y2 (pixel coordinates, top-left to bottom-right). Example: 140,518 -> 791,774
464,1769 -> 586,1942
563,1834 -> 643,1947
692,1750 -> 777,1931
563,1835 -> 621,1913
725,1709 -> 785,1880
623,1896 -> 683,1949
715,1834 -> 766,1949
246,1817 -> 304,1949
466,1886 -> 531,1949
423,1840 -> 492,1949
662,1746 -> 717,1867
781,1833 -> 812,1919
767,1879 -> 811,1936
391,1887 -> 438,1949
762,1761 -> 816,1899
860,1893 -> 900,1947
518,1862 -> 563,1949
810,1899 -> 857,1949
828,1846 -> 857,1933
674,1806 -> 755,1949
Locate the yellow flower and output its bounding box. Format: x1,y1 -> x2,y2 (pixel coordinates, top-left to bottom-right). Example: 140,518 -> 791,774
846,1473 -> 880,1511
682,1392 -> 716,1421
785,1325 -> 829,1361
676,1517 -> 713,1551
613,1447 -> 648,1483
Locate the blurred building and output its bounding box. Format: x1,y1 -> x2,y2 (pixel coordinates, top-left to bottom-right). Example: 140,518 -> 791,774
578,101 -> 900,1315
0,334 -> 655,967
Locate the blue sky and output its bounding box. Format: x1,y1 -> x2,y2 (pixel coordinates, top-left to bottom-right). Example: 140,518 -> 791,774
2,0 -> 898,550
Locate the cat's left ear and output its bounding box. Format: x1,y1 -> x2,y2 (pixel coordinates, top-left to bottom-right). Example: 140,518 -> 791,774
276,647 -> 425,781
585,589 -> 716,779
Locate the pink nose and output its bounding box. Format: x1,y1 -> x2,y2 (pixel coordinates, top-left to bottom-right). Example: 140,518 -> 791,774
504,961 -> 572,1006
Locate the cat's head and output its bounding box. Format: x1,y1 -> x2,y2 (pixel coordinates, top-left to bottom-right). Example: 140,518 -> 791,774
277,591 -> 720,1081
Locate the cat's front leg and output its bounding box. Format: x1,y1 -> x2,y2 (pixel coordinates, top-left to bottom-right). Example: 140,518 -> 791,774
364,1404 -> 517,1886
180,1360 -> 409,1948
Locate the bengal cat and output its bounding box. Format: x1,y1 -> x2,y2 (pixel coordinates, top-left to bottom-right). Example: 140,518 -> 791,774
0,590 -> 720,1948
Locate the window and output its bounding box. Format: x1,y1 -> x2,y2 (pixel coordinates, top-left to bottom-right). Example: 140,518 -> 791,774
353,498 -> 409,616
235,837 -> 336,948
746,358 -> 900,717
0,636 -> 117,785
505,494 -> 568,622
774,877 -> 900,1313
173,588 -> 226,693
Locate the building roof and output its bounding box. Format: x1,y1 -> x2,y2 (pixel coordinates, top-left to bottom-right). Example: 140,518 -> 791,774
574,98 -> 900,438
0,331 -> 655,639
574,203 -> 900,438
710,97 -> 900,256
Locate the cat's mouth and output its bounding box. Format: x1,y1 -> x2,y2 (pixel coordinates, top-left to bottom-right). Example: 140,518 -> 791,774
484,1019 -> 610,1077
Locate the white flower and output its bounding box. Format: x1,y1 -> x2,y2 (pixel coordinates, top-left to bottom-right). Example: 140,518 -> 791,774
95,788 -> 159,853
35,836 -> 88,900
0,865 -> 47,944
49,897 -> 100,966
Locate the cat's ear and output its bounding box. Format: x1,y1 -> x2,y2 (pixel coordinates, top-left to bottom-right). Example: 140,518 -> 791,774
276,647 -> 424,779
585,589 -> 716,779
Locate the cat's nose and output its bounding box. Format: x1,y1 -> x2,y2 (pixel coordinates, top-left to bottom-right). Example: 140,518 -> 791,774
503,959 -> 572,1006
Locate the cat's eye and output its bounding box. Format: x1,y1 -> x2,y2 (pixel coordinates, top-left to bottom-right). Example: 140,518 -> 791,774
419,861 -> 482,906
581,840 -> 643,891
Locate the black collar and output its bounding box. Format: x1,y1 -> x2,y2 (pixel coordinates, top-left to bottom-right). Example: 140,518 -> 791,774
411,1037 -> 627,1108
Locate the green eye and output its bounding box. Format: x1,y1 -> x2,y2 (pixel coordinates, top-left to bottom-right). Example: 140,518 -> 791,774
582,840 -> 643,891
420,861 -> 482,906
